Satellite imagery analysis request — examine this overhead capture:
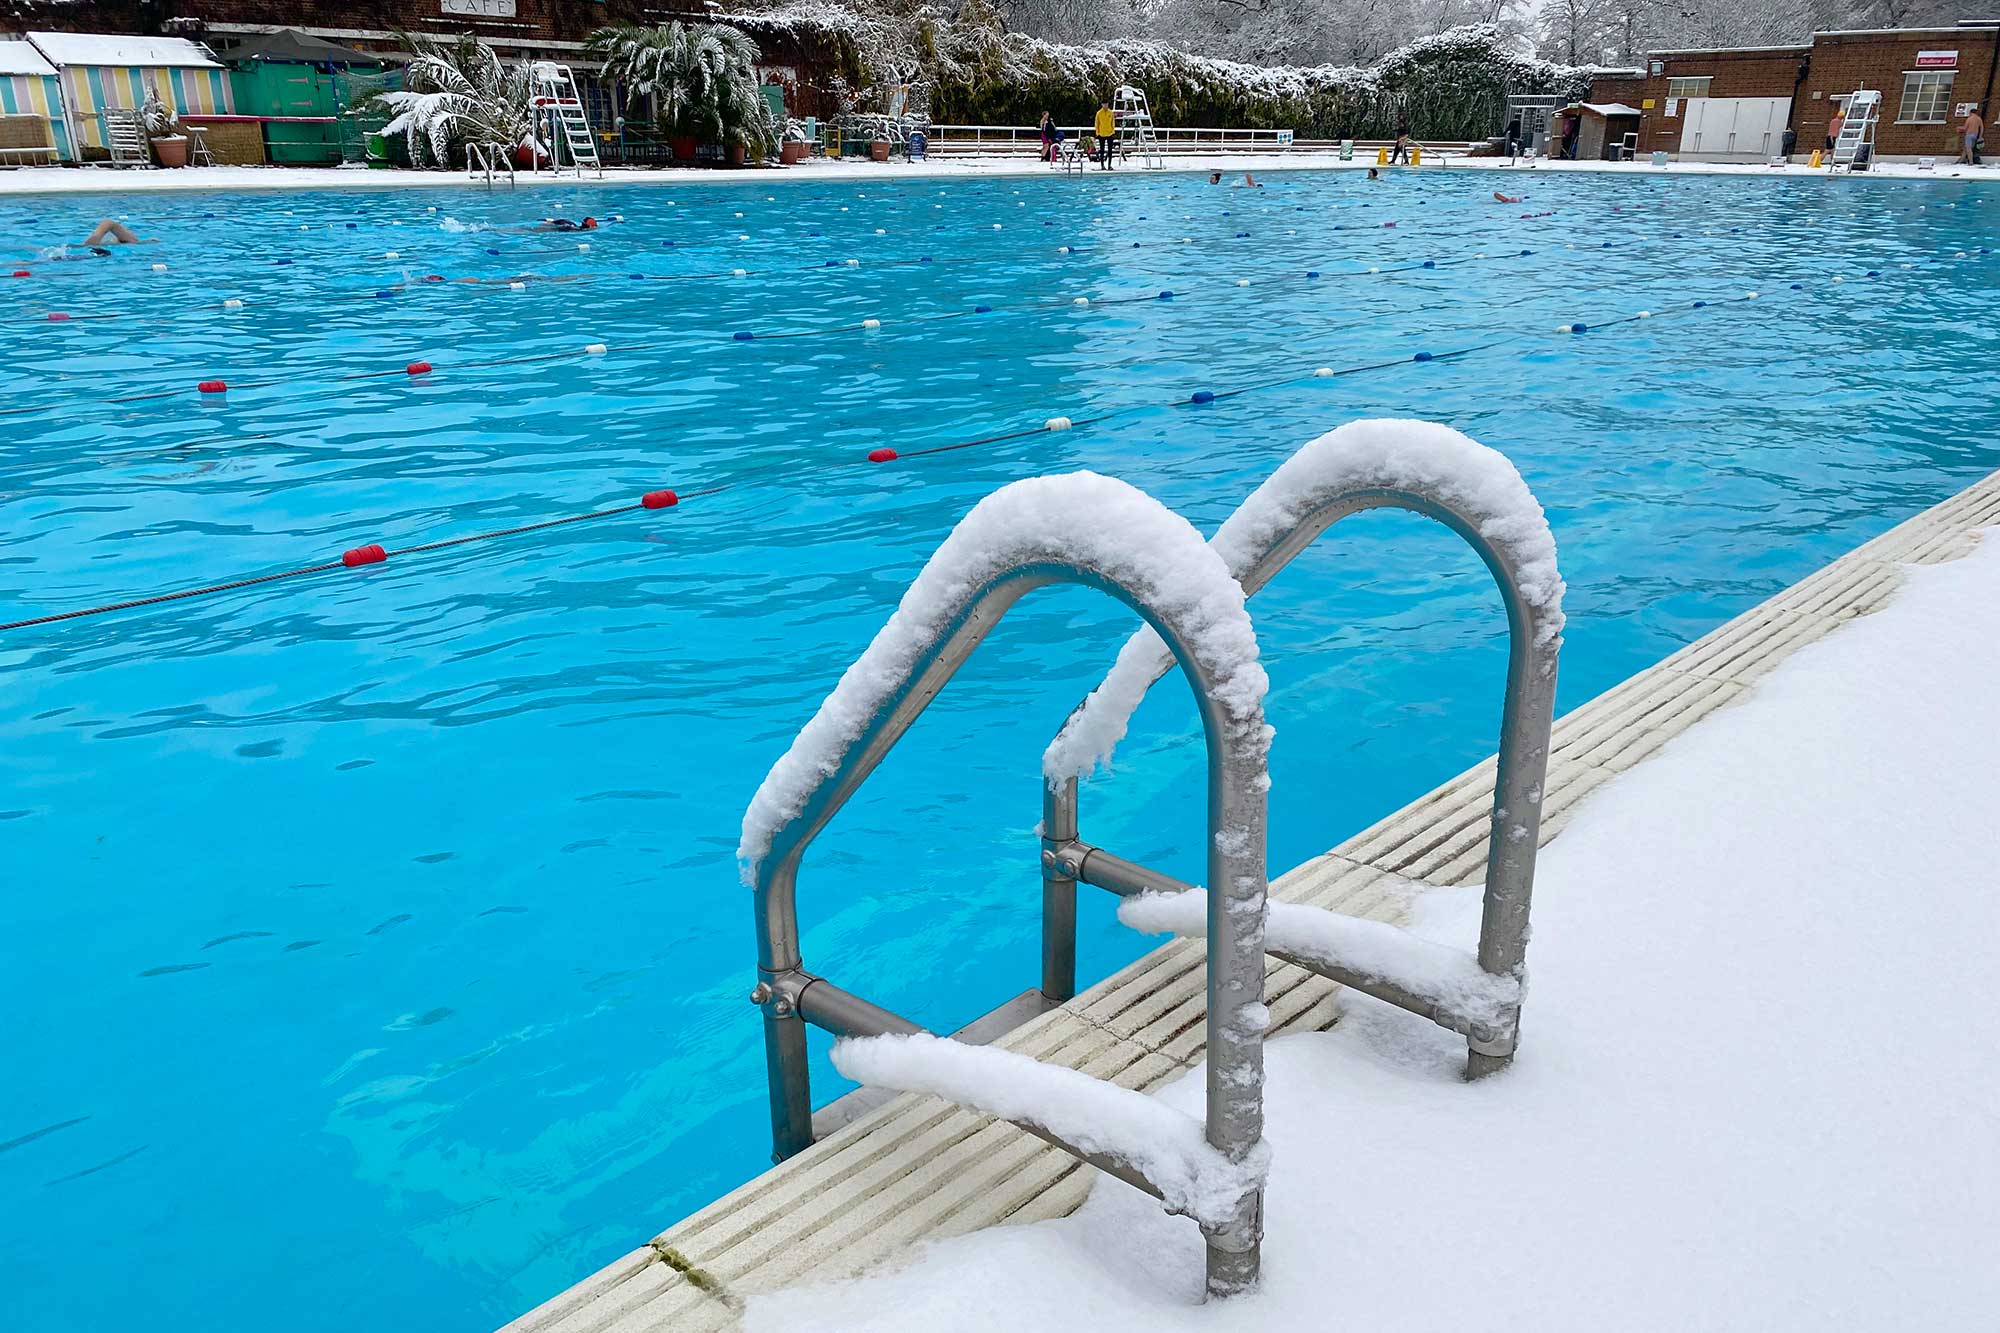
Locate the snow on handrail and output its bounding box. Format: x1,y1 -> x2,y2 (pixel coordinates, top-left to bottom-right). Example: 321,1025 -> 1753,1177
1043,418 -> 1564,783
833,1032 -> 1269,1229
738,470 -> 1271,882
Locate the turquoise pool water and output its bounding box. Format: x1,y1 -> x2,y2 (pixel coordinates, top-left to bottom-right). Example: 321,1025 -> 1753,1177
3,167 -> 1997,1332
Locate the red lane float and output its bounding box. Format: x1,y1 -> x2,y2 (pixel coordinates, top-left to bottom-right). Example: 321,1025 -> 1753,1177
9,269 -> 28,278
641,489 -> 679,509
197,380 -> 228,394
406,361 -> 433,375
341,544 -> 388,568
867,447 -> 898,463
48,312 -> 70,322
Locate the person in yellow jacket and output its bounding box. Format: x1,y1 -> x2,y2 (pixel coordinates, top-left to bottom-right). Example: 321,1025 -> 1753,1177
1094,101 -> 1117,169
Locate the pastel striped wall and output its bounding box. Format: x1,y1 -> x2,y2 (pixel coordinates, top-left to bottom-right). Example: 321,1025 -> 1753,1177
61,62 -> 231,150
0,73 -> 71,159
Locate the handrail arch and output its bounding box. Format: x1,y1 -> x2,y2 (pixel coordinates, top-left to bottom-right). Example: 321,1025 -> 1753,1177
739,471 -> 1272,1295
1038,419 -> 1565,1078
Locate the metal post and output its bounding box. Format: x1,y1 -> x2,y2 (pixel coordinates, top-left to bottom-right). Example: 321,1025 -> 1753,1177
1040,777 -> 1078,1002
758,986 -> 813,1161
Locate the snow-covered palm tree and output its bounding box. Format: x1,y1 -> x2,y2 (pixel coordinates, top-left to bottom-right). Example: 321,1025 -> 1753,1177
370,33 -> 541,168
588,22 -> 776,154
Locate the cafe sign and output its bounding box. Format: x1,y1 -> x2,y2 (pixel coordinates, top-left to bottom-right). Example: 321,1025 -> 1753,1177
443,0 -> 518,16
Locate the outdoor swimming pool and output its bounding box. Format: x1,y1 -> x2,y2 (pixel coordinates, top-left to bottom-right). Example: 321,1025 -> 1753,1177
3,166 -> 1997,1332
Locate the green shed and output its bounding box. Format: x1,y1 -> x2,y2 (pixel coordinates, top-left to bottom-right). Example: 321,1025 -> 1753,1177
219,29 -> 386,165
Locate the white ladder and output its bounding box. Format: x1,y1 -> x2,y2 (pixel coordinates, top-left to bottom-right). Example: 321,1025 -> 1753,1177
1831,89 -> 1880,172
1113,84 -> 1164,170
529,62 -> 601,178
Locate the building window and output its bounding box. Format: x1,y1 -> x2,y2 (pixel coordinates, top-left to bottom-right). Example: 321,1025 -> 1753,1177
1665,77 -> 1712,99
1898,70 -> 1955,124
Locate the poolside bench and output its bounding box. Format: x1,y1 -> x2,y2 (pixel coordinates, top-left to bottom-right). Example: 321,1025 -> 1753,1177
0,114 -> 58,167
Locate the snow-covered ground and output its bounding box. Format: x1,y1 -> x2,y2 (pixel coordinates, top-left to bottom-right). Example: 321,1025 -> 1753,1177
0,150 -> 1992,197
748,530 -> 2000,1331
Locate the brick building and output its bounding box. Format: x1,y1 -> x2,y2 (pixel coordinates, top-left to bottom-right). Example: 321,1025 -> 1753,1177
1590,22 -> 1998,162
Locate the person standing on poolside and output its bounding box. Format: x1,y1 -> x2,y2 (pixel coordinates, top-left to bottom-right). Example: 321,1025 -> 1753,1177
1826,105 -> 1845,157
1504,116 -> 1522,164
1959,105 -> 1984,165
1094,100 -> 1117,169
1038,110 -> 1056,162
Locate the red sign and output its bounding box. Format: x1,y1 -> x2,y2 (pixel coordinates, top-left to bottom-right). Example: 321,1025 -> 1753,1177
1914,50 -> 1958,68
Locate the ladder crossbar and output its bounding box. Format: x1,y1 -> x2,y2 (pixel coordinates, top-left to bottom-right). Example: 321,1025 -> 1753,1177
1054,841 -> 1515,1048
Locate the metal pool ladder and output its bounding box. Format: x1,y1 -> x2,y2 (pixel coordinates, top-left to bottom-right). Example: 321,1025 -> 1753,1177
746,483 -> 1272,1297
1040,446 -> 1563,1078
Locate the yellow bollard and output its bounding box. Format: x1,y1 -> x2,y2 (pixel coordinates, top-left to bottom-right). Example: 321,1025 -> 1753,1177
1411,145 -> 1423,166
1808,148 -> 1823,168
1376,146 -> 1388,165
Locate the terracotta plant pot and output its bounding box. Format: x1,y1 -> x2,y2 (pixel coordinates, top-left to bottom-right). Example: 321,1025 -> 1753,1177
726,143 -> 746,167
869,139 -> 890,162
671,135 -> 698,163
151,135 -> 188,168
780,141 -> 808,165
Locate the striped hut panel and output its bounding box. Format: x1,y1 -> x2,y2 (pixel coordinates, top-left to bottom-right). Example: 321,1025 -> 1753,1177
38,75 -> 72,158
66,66 -> 102,149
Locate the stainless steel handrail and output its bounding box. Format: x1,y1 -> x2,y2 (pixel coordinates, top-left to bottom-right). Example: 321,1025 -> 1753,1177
1040,475 -> 1562,1079
747,533 -> 1272,1294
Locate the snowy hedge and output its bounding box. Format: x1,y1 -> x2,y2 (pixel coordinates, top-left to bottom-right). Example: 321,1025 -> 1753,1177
725,6 -> 1593,140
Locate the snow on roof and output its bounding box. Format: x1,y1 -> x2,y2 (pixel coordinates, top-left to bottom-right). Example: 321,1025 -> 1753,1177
1583,102 -> 1643,117
27,31 -> 222,70
0,40 -> 58,77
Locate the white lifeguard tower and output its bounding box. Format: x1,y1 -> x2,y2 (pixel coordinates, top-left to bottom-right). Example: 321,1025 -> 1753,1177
528,62 -> 601,177
1112,84 -> 1163,170
1829,89 -> 1880,172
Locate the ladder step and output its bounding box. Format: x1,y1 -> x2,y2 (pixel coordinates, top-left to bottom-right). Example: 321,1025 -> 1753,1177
830,1030 -> 1266,1228
1118,889 -> 1520,1035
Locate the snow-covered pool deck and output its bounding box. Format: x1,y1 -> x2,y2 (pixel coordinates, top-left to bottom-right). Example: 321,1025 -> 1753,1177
1,151 -> 1994,198
501,464 -> 2000,1333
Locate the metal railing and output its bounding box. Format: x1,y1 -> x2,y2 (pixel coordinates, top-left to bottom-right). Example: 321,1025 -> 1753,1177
1039,445 -> 1562,1079
923,123 -> 1300,156
466,142 -> 515,186
747,497 -> 1271,1296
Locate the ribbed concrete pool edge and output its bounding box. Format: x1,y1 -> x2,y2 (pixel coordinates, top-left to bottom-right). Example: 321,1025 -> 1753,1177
501,465 -> 2000,1333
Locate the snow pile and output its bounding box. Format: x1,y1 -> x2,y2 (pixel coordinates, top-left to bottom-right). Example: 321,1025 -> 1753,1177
1119,889 -> 1520,1030
738,471 -> 1270,881
1045,419 -> 1562,783
752,530 -> 2000,1330
832,1033 -> 1268,1228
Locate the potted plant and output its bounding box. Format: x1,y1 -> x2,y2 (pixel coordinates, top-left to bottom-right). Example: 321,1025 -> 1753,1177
589,21 -> 777,167
780,118 -> 810,165
869,137 -> 891,162
141,87 -> 188,168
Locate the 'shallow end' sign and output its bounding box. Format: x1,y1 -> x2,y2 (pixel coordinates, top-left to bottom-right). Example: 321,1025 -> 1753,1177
443,0 -> 518,16
1914,50 -> 1958,68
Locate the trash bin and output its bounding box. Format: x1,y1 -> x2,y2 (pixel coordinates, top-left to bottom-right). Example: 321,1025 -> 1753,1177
908,130 -> 927,161
1650,150 -> 1668,167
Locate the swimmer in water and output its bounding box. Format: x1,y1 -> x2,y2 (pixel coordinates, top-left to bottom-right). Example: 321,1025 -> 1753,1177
1209,171 -> 1224,184
1493,191 -> 1524,204
1366,167 -> 1380,180
535,216 -> 599,232
1239,173 -> 1262,187
50,218 -> 156,257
